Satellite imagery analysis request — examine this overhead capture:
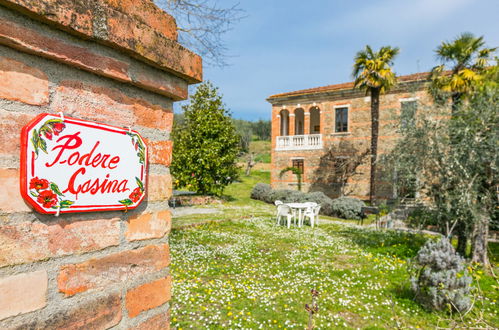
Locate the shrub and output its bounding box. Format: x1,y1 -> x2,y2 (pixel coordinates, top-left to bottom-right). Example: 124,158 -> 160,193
410,238 -> 472,313
251,184 -> 367,219
250,183 -> 272,202
288,190 -> 305,203
406,207 -> 441,230
330,197 -> 365,220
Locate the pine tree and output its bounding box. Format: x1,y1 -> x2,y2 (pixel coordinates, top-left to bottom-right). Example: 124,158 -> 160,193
171,81 -> 240,196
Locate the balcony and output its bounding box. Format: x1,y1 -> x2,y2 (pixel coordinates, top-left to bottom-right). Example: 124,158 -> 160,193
276,134 -> 323,151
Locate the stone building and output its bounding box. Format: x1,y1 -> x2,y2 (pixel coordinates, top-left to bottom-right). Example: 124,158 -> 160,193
267,72 -> 434,200
0,0 -> 201,328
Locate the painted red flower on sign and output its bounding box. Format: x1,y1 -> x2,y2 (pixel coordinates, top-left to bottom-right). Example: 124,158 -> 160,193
43,129 -> 53,140
129,187 -> 142,203
32,118 -> 66,156
37,190 -> 58,208
29,177 -> 74,210
52,122 -> 65,136
29,177 -> 49,191
118,177 -> 144,209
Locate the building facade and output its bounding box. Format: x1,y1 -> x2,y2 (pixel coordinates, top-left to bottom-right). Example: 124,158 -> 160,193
267,73 -> 434,200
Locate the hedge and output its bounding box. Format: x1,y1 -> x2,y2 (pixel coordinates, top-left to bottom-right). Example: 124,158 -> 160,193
251,183 -> 365,219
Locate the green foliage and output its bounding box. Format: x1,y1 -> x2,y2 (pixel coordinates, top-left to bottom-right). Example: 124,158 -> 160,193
330,197 -> 366,220
170,218 -> 498,328
250,183 -> 272,203
279,166 -> 302,191
406,207 -> 441,231
430,33 -> 497,105
250,184 -> 365,219
232,119 -> 271,152
249,140 -> 271,163
352,45 -> 400,93
171,81 -> 240,196
384,82 -> 499,263
410,238 -> 472,312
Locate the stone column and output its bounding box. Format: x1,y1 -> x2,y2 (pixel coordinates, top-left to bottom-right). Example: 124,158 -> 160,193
289,113 -> 296,136
304,110 -> 310,135
0,0 -> 201,328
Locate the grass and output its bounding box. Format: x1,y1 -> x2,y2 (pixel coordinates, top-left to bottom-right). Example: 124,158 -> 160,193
170,170 -> 499,329
170,220 -> 498,329
172,170 -> 273,229
249,140 -> 271,163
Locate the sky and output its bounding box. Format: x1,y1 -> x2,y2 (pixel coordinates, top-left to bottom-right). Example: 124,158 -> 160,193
178,0 -> 499,121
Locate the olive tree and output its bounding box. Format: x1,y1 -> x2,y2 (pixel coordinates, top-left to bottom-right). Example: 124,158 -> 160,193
384,82 -> 498,267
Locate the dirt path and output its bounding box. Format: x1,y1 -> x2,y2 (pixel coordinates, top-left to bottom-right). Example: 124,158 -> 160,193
171,207 -> 222,217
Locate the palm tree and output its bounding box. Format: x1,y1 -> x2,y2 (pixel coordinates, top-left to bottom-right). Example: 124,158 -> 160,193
431,32 -> 497,112
353,45 -> 399,203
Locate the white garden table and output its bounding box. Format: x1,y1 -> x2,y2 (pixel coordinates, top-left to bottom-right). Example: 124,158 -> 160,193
285,202 -> 311,227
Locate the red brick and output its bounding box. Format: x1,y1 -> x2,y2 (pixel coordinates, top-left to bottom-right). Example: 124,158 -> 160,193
102,0 -> 177,41
133,100 -> 173,132
0,221 -> 48,267
18,293 -> 122,329
104,8 -> 202,83
0,0 -> 94,36
0,217 -> 120,267
47,217 -> 120,256
0,19 -> 130,83
133,68 -> 188,100
58,244 -> 170,296
0,168 -> 31,213
0,109 -> 34,155
0,0 -> 202,83
147,174 -> 172,202
126,276 -> 171,318
51,81 -> 172,131
126,210 -> 171,241
0,270 -> 47,321
129,311 -> 170,330
0,56 -> 48,105
145,139 -> 173,167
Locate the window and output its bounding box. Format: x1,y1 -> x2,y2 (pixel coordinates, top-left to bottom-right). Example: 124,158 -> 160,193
292,159 -> 304,174
335,107 -> 348,132
400,100 -> 417,129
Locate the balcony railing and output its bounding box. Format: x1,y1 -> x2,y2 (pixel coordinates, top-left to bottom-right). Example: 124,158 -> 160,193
276,134 -> 323,151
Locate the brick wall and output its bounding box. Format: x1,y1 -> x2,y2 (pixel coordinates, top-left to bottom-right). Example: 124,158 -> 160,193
0,0 -> 201,329
269,83 -> 435,200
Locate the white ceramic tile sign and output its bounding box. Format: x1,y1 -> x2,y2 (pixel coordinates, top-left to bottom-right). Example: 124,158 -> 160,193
20,113 -> 148,214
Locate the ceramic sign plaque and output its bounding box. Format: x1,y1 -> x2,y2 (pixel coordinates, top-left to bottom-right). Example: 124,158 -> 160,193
20,113 -> 148,214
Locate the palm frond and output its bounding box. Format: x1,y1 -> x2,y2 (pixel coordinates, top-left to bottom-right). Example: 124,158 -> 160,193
432,32 -> 497,100
352,44 -> 399,93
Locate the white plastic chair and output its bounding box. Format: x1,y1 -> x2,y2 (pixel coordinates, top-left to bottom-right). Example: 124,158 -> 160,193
274,200 -> 283,218
303,205 -> 321,227
276,204 -> 293,228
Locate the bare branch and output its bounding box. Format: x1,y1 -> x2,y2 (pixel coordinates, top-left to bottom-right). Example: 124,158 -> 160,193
156,0 -> 245,67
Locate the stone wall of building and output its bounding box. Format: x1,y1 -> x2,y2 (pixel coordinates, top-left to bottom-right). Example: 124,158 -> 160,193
269,81 -> 434,200
0,0 -> 201,328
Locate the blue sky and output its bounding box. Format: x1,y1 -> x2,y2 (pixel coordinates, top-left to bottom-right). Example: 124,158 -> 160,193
180,0 -> 499,120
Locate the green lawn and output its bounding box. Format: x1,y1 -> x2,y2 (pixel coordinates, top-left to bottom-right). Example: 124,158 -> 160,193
250,140 -> 271,163
170,171 -> 499,329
